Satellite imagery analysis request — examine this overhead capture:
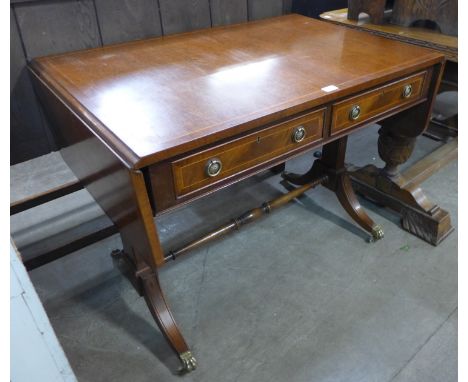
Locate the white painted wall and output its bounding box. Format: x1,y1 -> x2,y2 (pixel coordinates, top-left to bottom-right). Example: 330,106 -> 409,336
10,241 -> 76,382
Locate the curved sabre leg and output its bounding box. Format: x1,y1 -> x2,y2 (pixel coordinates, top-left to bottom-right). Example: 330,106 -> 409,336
335,173 -> 384,242
114,171 -> 197,373
281,137 -> 384,242
320,137 -> 384,242
140,270 -> 197,373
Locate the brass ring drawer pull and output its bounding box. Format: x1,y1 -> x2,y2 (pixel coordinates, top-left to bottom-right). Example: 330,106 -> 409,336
205,158 -> 222,177
402,84 -> 413,98
349,105 -> 361,121
291,126 -> 306,143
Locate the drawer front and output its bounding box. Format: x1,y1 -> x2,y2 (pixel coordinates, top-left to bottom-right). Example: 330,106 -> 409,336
331,71 -> 428,135
172,109 -> 325,197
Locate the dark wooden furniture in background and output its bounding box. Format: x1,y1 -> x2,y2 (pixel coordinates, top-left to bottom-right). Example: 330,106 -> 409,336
347,0 -> 388,24
321,8 -> 457,61
346,0 -> 457,36
29,15 -> 448,371
320,7 -> 457,242
392,0 -> 457,36
10,0 -> 292,164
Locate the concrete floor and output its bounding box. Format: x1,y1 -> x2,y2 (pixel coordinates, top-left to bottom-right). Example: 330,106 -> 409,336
11,124 -> 457,382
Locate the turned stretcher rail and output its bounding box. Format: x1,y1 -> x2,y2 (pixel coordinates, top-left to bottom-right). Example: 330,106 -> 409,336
164,175 -> 329,262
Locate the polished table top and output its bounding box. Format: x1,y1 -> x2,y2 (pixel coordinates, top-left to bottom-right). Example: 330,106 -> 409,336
31,14 -> 442,168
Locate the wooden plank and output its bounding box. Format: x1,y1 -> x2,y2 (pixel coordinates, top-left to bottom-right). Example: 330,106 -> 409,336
10,180 -> 83,216
210,0 -> 247,26
14,0 -> 101,59
159,0 -> 211,35
10,7 -> 51,164
401,139 -> 458,186
94,0 -> 162,45
248,0 -> 283,20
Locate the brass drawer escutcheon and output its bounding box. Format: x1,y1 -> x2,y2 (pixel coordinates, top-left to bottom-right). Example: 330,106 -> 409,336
205,158 -> 222,177
402,84 -> 413,98
292,126 -> 307,143
349,105 -> 361,121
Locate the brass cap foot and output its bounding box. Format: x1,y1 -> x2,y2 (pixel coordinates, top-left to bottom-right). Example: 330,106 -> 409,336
369,225 -> 384,242
179,351 -> 197,373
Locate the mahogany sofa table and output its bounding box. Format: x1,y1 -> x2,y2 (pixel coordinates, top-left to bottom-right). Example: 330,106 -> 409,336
29,14 -> 451,372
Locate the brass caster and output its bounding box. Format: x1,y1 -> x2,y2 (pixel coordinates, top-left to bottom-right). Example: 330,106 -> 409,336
179,351 -> 197,373
110,249 -> 123,258
368,225 -> 384,243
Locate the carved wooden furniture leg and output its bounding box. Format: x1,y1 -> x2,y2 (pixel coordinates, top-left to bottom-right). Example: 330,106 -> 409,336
283,137 -> 384,241
350,125 -> 453,245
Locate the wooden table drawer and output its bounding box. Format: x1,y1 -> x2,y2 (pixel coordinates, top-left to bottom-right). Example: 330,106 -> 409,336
172,109 -> 325,197
331,71 -> 428,135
